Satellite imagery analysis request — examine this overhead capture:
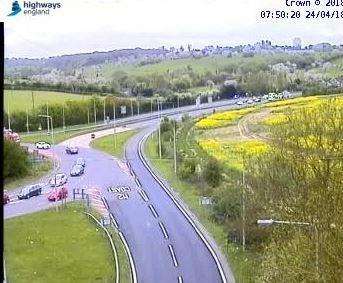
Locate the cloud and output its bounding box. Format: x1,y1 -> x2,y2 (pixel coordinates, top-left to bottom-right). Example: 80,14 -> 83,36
1,0 -> 342,58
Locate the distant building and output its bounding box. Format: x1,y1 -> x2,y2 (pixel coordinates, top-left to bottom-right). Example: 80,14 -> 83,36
293,38 -> 302,50
312,43 -> 333,52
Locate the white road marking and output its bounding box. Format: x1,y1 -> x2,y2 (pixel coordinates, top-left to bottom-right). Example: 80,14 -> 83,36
148,204 -> 159,218
135,178 -> 141,188
168,244 -> 179,267
177,276 -> 184,283
139,189 -> 149,202
110,213 -> 119,229
158,222 -> 169,239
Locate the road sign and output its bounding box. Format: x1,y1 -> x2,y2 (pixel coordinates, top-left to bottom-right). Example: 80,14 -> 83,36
120,106 -> 127,115
199,196 -> 213,205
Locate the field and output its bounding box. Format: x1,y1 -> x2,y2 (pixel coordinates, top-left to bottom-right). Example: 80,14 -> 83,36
4,90 -> 96,112
4,203 -> 115,283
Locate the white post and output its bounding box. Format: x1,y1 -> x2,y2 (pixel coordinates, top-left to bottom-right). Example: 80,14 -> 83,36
62,104 -> 66,132
137,98 -> 140,115
131,99 -> 133,117
87,108 -> 90,124
242,159 -> 246,251
51,117 -> 55,172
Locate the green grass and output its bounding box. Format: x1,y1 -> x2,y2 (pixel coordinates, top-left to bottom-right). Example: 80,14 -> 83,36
90,130 -> 138,158
145,133 -> 256,282
4,90 -> 98,112
4,203 -> 115,283
4,160 -> 52,191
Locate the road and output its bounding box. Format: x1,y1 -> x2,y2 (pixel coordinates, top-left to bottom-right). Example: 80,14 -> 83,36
5,98 -> 253,282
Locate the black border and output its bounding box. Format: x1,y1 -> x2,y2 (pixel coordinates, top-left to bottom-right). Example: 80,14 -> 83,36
1,21 -> 5,282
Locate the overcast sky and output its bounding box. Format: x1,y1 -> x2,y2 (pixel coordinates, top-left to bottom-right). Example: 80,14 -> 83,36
1,0 -> 343,58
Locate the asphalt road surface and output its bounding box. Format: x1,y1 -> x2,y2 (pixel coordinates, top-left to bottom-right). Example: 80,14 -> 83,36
5,98 -> 257,283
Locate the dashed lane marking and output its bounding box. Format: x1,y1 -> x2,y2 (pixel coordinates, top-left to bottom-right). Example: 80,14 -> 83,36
138,189 -> 149,202
148,204 -> 159,218
177,276 -> 184,283
158,222 -> 169,239
168,244 -> 179,267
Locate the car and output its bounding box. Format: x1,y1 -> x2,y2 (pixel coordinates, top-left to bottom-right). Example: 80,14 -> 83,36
91,133 -> 95,139
75,158 -> 86,167
66,146 -> 79,154
35,141 -> 51,149
17,184 -> 43,200
48,186 -> 68,202
49,173 -> 68,187
236,101 -> 243,105
3,190 -> 10,205
253,97 -> 261,102
70,165 -> 84,176
247,99 -> 254,104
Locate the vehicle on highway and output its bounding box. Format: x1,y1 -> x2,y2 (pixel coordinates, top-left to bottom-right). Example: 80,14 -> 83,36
35,141 -> 51,149
49,173 -> 68,187
17,184 -> 43,200
75,158 -> 86,167
253,97 -> 261,102
65,146 -> 79,154
236,100 -> 243,105
91,133 -> 95,139
247,99 -> 254,104
3,190 -> 10,204
48,186 -> 68,202
4,128 -> 20,143
70,165 -> 84,176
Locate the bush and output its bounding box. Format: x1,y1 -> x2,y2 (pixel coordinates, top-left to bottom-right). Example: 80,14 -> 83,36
178,159 -> 196,180
202,157 -> 223,187
4,140 -> 30,179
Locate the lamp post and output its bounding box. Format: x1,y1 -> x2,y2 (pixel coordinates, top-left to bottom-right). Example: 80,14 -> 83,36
257,218 -> 319,280
158,98 -> 162,159
39,115 -> 55,172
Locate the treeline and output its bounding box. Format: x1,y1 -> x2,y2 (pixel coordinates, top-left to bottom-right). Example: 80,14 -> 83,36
4,95 -> 204,132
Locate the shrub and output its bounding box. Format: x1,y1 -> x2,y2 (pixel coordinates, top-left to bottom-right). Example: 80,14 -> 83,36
4,140 -> 29,179
202,157 -> 222,187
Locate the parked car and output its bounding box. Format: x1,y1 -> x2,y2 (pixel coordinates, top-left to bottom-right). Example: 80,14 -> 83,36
70,165 -> 84,176
3,190 -> 10,204
49,173 -> 68,187
48,186 -> 68,202
35,141 -> 51,149
66,146 -> 79,154
91,133 -> 95,139
75,158 -> 86,167
17,184 -> 43,200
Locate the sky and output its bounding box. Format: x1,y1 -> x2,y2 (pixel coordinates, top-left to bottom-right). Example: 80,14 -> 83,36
1,0 -> 343,58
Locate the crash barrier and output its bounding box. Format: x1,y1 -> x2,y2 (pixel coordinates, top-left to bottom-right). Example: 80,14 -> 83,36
72,191 -> 137,283
84,212 -> 120,283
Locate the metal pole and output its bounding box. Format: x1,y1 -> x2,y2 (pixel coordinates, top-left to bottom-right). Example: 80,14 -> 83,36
46,103 -> 50,133
7,100 -> 11,130
177,96 -> 180,108
113,103 -> 117,149
87,108 -> 90,125
31,91 -> 35,109
242,158 -> 246,251
26,108 -> 29,133
131,99 -> 133,116
173,121 -> 177,174
103,99 -> 106,124
137,98 -> 140,115
62,104 -> 66,132
151,98 -> 153,117
51,117 -> 55,172
94,99 -> 97,124
158,100 -> 162,159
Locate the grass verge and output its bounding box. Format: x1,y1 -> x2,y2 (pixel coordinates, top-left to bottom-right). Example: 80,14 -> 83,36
4,160 -> 52,191
90,130 -> 137,158
4,203 -> 115,283
145,133 -> 256,282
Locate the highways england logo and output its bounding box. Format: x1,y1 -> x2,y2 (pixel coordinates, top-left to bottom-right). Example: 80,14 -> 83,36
7,0 -> 62,16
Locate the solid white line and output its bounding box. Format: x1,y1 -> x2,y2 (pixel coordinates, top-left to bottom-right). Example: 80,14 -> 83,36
118,231 -> 138,283
158,222 -> 169,239
168,244 -> 178,267
101,196 -> 109,210
138,135 -> 228,283
109,213 -> 119,229
148,204 -> 159,218
178,276 -> 183,283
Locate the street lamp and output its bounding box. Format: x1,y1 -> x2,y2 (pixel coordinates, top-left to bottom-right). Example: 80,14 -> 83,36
38,115 -> 55,172
257,218 -> 319,280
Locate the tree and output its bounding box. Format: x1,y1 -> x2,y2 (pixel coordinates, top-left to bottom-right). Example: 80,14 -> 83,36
203,157 -> 223,187
4,140 -> 29,179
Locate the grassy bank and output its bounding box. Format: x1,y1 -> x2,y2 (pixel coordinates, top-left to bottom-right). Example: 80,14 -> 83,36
145,133 -> 255,282
90,130 -> 137,158
4,160 -> 52,191
4,203 -> 115,283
